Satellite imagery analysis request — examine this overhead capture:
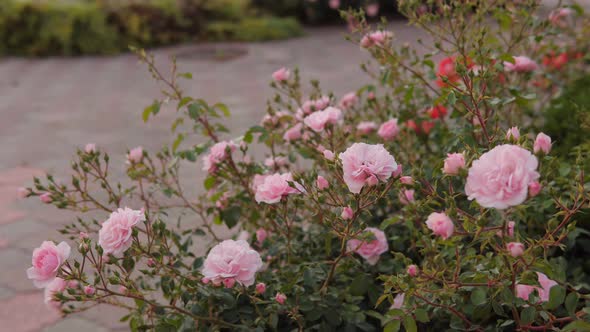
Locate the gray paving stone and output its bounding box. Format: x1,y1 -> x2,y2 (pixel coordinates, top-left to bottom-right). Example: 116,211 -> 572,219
42,317 -> 109,332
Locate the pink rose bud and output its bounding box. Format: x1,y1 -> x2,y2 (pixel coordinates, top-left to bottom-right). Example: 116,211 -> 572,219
407,264 -> 418,277
118,286 -> 127,294
507,242 -> 525,257
84,285 -> 95,295
84,143 -> 97,154
399,189 -> 415,205
508,221 -> 515,237
201,277 -> 210,284
443,152 -> 466,175
356,121 -> 377,135
328,0 -> 340,9
378,119 -> 400,141
367,92 -> 376,100
283,123 -> 303,142
256,228 -> 268,245
17,187 -> 29,199
272,67 -> 290,83
400,176 -> 413,185
39,192 -> 52,204
316,176 -> 329,190
366,175 -> 379,186
425,212 -> 454,240
127,146 -> 143,163
392,164 -> 403,178
323,150 -> 335,161
534,133 -> 552,154
365,3 -> 379,17
79,232 -> 89,240
506,127 -> 520,141
341,206 -> 354,220
528,181 -> 541,197
68,280 -> 79,288
275,292 -> 287,304
223,278 -> 236,288
504,56 -> 538,72
147,258 -> 156,267
255,282 -> 266,294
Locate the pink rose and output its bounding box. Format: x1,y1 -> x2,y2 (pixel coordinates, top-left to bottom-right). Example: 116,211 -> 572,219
17,187 -> 29,199
360,31 -> 393,48
202,141 -> 236,173
316,175 -> 329,190
223,278 -> 236,288
508,221 -> 515,237
346,227 -> 389,265
303,107 -> 342,132
98,207 -> 145,256
44,277 -> 66,310
399,189 -> 415,205
118,285 -> 127,294
392,164 -> 403,178
506,127 -> 520,141
283,123 -> 303,142
323,150 -> 335,161
264,156 -> 288,168
443,152 -> 466,175
272,67 -> 290,82
84,285 -> 95,295
507,242 -> 525,257
465,145 -> 539,209
127,146 -> 143,163
84,143 -> 97,154
254,172 -> 303,204
528,181 -> 541,197
356,121 -> 377,135
378,119 -> 400,141
256,228 -> 268,245
40,192 -> 52,204
400,176 -> 413,185
534,133 -> 552,154
341,206 -> 354,220
549,8 -> 573,27
407,264 -> 418,277
504,56 -> 538,72
425,212 -> 454,240
339,143 -> 397,194
339,92 -> 359,110
275,292 -> 287,304
27,241 -> 71,288
255,282 -> 266,294
365,3 -> 379,17
516,272 -> 557,302
202,240 -> 262,287
391,293 -> 405,309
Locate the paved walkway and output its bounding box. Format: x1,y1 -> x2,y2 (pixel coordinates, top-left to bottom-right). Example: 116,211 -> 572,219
0,20 -> 430,331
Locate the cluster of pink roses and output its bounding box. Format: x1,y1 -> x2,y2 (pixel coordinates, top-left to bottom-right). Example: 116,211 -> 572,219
202,141 -> 237,174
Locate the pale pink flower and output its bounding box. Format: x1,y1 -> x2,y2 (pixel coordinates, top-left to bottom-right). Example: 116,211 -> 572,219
283,123 -> 303,142
316,175 -> 329,190
399,189 -> 415,205
254,172 -> 303,204
392,164 -> 403,178
44,277 -> 66,310
339,143 -> 397,194
506,127 -> 520,141
256,228 -> 268,245
528,181 -> 541,197
339,92 -> 359,110
360,31 -> 393,48
202,141 -> 236,173
391,293 -> 405,309
507,242 -> 525,257
443,153 -> 466,175
17,187 -> 29,199
27,241 -> 71,288
275,292 -> 287,304
323,150 -> 335,161
365,3 -> 379,17
98,207 -> 145,256
223,278 -> 236,288
40,192 -> 52,204
303,107 -> 342,132
328,0 -> 340,9
118,285 -> 127,294
84,143 -> 97,154
465,145 -> 539,209
202,240 -> 262,287
378,119 -> 400,141
341,206 -> 354,220
356,121 -> 377,135
549,8 -> 573,27
407,265 -> 418,277
425,212 -> 454,240
534,133 -> 552,154
127,146 -> 143,163
255,282 -> 266,294
68,280 -> 78,288
508,221 -> 515,237
79,232 -> 89,240
272,67 -> 290,82
504,56 -> 538,72
516,272 -> 557,302
346,227 -> 389,265
84,285 -> 95,295
264,156 -> 288,168
400,176 -> 413,185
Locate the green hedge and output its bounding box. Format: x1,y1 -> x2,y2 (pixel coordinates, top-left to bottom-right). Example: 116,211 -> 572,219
0,0 -> 303,56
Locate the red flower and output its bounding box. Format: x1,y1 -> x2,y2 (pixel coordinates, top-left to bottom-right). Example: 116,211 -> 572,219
427,105 -> 448,119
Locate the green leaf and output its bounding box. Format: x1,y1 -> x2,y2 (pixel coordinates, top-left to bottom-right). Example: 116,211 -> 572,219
520,306 -> 536,325
447,91 -> 456,106
179,72 -> 192,79
350,274 -> 369,296
214,103 -> 231,117
172,133 -> 184,153
142,101 -> 161,122
470,288 -> 487,306
220,206 -> 241,228
545,286 -> 566,310
565,292 -> 579,316
562,320 -> 590,331
204,177 -> 216,190
383,320 -> 400,332
414,308 -> 429,323
403,316 -> 417,332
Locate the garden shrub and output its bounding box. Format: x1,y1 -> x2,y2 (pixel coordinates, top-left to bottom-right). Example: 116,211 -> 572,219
205,17 -> 304,42
17,1 -> 590,331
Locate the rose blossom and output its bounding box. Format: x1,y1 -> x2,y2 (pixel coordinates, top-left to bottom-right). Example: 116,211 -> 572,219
275,292 -> 287,304
392,164 -> 403,178
323,150 -> 335,160
44,277 -> 66,310
202,240 -> 262,287
328,0 -> 340,9
399,189 -> 415,205
264,156 -> 288,168
506,127 -> 520,141
549,8 -> 573,27
425,212 -> 454,240
341,206 -> 354,220
339,92 -> 359,110
27,241 -> 71,288
339,143 -> 398,194
365,3 -> 379,17
127,146 -> 143,163
534,133 -> 552,154
400,176 -> 413,185
427,105 -> 448,119
84,143 -> 97,154
465,145 -> 539,209
255,283 -> 266,294
98,207 -> 145,256
256,228 -> 268,245
407,265 -> 418,277
356,121 -> 377,135
516,272 -> 557,302
346,227 -> 389,265
202,141 -> 236,173
360,31 -> 393,48
504,56 -> 538,72
443,152 -> 466,175
391,293 -> 405,309
378,118 -> 400,141
543,52 -> 568,70
254,172 -> 303,204
436,56 -> 459,87
316,175 -> 329,190
303,107 -> 342,132
283,123 -> 303,142
84,285 -> 96,295
528,181 -> 541,197
17,187 -> 29,199
507,242 -> 525,257
272,67 -> 290,82
40,192 -> 52,203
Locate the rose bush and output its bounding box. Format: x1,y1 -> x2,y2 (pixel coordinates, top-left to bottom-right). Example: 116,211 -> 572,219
17,1 -> 590,331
